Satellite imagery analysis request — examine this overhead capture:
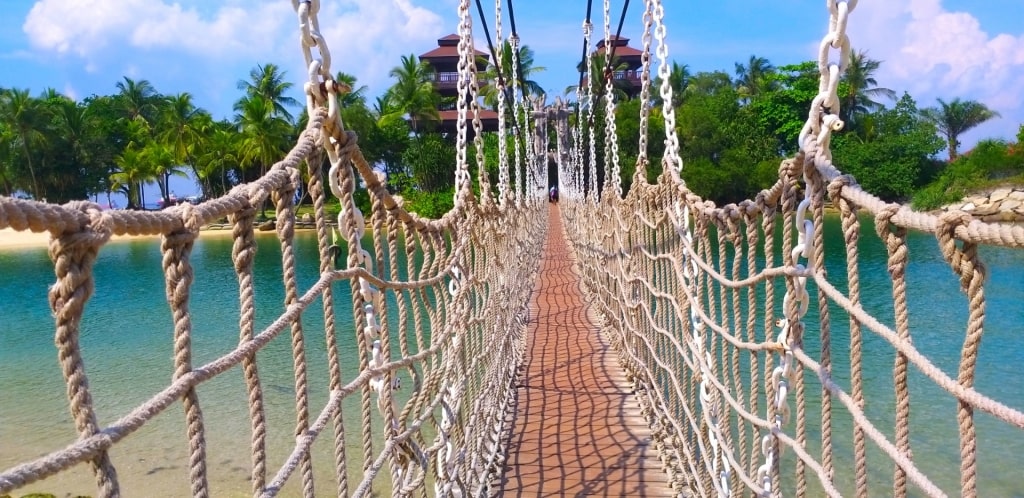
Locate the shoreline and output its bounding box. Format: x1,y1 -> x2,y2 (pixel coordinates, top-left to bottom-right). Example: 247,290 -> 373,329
0,226 -> 260,251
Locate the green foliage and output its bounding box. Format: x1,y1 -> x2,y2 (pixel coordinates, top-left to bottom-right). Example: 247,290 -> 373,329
749,61 -> 819,154
833,93 -> 944,201
401,188 -> 455,219
615,99 -> 666,191
912,138 -> 1024,210
402,133 -> 456,193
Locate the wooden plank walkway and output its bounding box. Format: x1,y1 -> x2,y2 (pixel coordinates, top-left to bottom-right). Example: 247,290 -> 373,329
497,204 -> 676,496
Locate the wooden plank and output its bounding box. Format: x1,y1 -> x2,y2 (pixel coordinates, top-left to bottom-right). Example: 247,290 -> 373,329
496,204 -> 678,497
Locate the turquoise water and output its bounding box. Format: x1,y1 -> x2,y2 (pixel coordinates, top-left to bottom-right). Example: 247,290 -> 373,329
0,232 -> 391,497
1,216 -> 1023,496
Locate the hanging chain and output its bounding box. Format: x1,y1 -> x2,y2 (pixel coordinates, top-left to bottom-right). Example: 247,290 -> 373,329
583,19 -> 598,200
650,0 -> 681,178
510,33 -> 526,204
292,0 -> 401,486
494,0 -> 510,204
635,0 -> 654,180
799,0 -> 856,162
601,0 -> 621,197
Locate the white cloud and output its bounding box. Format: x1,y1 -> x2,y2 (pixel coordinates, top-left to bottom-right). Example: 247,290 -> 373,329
62,82 -> 78,100
316,0 -> 447,93
23,0 -> 292,59
22,0 -> 449,99
849,0 -> 1024,140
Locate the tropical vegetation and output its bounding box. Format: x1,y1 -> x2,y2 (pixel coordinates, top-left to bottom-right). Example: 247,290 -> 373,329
1,47 -> 1019,217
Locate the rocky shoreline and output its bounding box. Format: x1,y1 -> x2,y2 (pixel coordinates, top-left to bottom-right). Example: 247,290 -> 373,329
943,187 -> 1024,223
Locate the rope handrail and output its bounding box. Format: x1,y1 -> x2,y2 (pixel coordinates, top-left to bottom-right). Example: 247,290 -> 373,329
2,0 -> 1024,496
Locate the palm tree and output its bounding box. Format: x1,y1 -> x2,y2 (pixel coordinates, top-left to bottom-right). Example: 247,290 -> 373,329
382,54 -> 440,133
235,95 -> 291,179
111,146 -> 157,209
0,88 -> 48,198
237,63 -> 298,122
115,77 -> 159,130
566,54 -> 632,102
195,125 -> 240,196
841,50 -> 896,124
335,71 -> 369,108
734,55 -> 775,102
158,92 -> 211,195
920,98 -> 1001,161
140,141 -> 187,206
482,41 -> 546,107
654,61 -> 691,108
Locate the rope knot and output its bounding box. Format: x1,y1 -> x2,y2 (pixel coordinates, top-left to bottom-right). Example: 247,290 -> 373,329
938,210 -> 987,290
51,201 -> 113,256
826,174 -> 856,205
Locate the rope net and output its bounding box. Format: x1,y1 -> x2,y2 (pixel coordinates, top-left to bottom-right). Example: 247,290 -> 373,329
0,1 -> 546,496
2,0 -> 1024,497
559,0 -> 1024,497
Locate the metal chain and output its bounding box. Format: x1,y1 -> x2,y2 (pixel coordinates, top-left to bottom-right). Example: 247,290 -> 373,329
583,19 -> 598,200
635,0 -> 655,180
673,200 -> 733,497
494,0 -> 510,204
601,0 -> 622,197
510,33 -> 525,204
799,0 -> 857,162
454,0 -> 474,208
650,0 -> 681,178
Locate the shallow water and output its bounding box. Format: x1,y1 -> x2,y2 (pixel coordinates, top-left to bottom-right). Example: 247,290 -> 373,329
0,216 -> 1022,496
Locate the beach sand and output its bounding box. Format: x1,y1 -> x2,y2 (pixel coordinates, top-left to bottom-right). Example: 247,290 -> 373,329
0,226 -> 240,251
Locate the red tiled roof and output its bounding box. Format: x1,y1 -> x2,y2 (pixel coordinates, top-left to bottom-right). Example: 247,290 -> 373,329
595,45 -> 643,57
596,35 -> 631,48
420,45 -> 489,59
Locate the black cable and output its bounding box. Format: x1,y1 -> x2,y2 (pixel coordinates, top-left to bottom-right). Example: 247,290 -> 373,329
473,0 -> 520,136
577,0 -> 595,93
606,0 -> 631,70
506,0 -> 528,103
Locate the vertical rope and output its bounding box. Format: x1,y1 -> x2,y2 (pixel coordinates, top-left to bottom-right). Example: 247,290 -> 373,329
161,204 -> 209,498
47,203 -> 121,498
875,204 -> 912,498
830,177 -> 869,498
229,201 -> 268,496
937,211 -> 987,497
274,168 -> 315,498
305,143 -> 350,497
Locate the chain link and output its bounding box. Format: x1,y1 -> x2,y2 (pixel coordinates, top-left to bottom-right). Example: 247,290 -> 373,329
635,0 -> 655,180
799,0 -> 857,162
650,0 -> 681,178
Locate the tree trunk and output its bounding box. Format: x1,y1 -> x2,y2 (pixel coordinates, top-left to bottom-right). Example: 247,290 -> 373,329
18,137 -> 40,200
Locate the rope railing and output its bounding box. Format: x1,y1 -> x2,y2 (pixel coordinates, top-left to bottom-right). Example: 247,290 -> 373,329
559,0 -> 1024,497
0,2 -> 544,497
3,0 -> 1024,496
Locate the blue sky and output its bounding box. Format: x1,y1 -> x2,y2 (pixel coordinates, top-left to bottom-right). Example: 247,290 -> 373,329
2,0 -> 1024,198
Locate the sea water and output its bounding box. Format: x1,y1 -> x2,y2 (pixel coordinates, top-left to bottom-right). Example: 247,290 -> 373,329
1,216 -> 1022,497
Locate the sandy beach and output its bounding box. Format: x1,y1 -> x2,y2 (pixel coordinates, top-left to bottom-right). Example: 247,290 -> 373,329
0,226 -> 240,251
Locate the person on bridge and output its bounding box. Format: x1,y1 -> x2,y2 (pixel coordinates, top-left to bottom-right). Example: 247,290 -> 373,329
549,186 -> 559,203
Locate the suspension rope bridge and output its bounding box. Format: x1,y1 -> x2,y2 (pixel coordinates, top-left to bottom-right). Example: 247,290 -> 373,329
2,0 -> 1024,496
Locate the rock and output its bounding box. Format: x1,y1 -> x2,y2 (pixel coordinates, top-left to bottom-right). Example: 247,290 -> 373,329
1001,199 -> 1021,211
301,213 -> 313,223
1008,190 -> 1024,202
982,214 -> 1005,223
971,203 -> 1001,216
1000,210 -> 1021,222
258,220 -> 276,231
989,188 -> 1012,203
960,202 -> 976,212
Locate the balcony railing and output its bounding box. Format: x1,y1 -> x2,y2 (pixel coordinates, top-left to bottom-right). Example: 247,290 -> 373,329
434,72 -> 489,90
